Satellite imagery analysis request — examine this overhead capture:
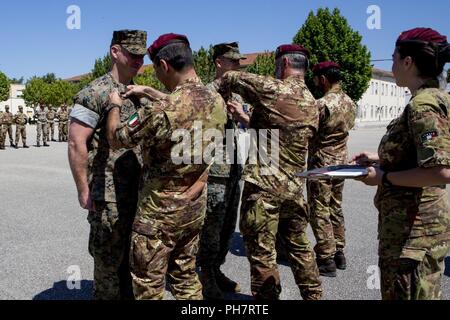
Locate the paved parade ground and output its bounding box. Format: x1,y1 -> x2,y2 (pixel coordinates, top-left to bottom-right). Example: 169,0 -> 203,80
0,126 -> 448,300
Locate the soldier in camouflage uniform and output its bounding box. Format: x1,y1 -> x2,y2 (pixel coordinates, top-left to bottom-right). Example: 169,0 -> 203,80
14,106 -> 29,148
106,33 -> 227,300
307,62 -> 356,277
68,30 -> 147,300
354,28 -> 450,300
0,110 -> 5,150
218,44 -> 323,300
35,104 -> 49,147
57,104 -> 69,142
2,106 -> 15,148
46,105 -> 57,142
197,42 -> 250,300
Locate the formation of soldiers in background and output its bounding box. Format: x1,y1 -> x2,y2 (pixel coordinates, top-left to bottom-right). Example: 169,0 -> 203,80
0,104 -> 71,149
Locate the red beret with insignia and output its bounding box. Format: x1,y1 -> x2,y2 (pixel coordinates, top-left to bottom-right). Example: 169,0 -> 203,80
275,44 -> 310,59
396,28 -> 447,45
312,61 -> 341,75
148,33 -> 190,61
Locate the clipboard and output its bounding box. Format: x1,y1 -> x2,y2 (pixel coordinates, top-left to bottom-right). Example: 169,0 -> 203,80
297,165 -> 369,180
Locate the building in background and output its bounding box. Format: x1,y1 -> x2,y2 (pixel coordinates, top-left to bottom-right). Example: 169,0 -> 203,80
0,84 -> 34,121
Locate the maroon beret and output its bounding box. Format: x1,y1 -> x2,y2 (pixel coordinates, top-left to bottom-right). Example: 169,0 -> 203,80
396,28 -> 447,45
275,44 -> 310,59
148,33 -> 190,61
312,61 -> 341,75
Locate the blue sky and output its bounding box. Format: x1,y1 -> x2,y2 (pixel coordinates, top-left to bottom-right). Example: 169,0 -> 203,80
1,0 -> 449,80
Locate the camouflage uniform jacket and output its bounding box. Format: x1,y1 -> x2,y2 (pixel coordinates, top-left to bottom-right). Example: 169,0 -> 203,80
35,107 -> 48,123
72,72 -> 143,203
309,84 -> 356,167
115,77 -> 227,227
2,111 -> 13,125
219,71 -> 319,200
57,109 -> 69,122
207,79 -> 251,178
375,79 -> 450,261
0,111 -> 3,125
46,110 -> 56,122
14,112 -> 28,125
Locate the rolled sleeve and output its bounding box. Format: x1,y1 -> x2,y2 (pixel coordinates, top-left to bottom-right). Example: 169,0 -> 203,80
70,104 -> 100,129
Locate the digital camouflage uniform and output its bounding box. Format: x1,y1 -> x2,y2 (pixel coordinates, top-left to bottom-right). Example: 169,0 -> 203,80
0,111 -> 5,149
14,110 -> 28,147
307,84 -> 356,260
376,80 -> 450,300
57,107 -> 69,141
72,72 -> 143,300
114,77 -> 227,300
35,107 -> 48,146
2,110 -> 14,146
46,107 -> 56,141
197,80 -> 247,272
219,71 -> 323,300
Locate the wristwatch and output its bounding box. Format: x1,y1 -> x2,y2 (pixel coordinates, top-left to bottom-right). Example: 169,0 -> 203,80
382,172 -> 393,187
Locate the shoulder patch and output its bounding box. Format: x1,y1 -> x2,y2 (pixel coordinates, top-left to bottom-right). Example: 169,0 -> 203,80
128,113 -> 140,127
421,130 -> 438,143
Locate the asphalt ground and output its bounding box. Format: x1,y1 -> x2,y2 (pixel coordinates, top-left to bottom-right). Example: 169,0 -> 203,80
0,125 -> 448,300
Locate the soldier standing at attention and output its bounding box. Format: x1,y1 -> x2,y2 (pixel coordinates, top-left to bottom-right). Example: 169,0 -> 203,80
3,106 -> 16,148
354,28 -> 450,300
46,105 -> 57,142
14,106 -> 29,148
57,104 -> 69,142
106,33 -> 227,300
220,44 -> 323,300
307,62 -> 356,277
35,104 -> 49,147
68,30 -> 147,300
197,42 -> 249,300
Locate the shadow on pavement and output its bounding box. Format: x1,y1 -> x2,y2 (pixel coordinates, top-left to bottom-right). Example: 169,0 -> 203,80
33,280 -> 93,300
445,256 -> 450,277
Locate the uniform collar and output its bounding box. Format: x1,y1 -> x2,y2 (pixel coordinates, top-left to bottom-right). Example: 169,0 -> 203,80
173,77 -> 202,93
327,83 -> 343,95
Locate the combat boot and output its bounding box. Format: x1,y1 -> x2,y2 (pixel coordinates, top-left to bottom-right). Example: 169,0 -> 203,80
43,142 -> 50,147
14,144 -> 18,149
199,268 -> 224,300
23,144 -> 29,149
215,268 -> 241,293
334,250 -> 347,270
36,142 -> 40,147
317,258 -> 337,277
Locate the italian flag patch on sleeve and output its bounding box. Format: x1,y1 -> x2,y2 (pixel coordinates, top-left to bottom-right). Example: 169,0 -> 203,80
128,113 -> 140,127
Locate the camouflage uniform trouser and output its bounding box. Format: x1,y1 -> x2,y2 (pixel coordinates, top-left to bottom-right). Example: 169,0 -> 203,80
88,199 -> 137,300
198,171 -> 242,269
3,124 -> 13,145
0,125 -> 5,148
59,122 -> 68,141
379,239 -> 450,300
15,125 -> 26,146
36,123 -> 48,145
129,189 -> 207,300
307,178 -> 346,260
47,121 -> 55,141
240,182 -> 323,300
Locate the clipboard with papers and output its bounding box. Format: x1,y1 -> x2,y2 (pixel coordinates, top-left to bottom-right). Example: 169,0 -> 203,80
297,165 -> 369,180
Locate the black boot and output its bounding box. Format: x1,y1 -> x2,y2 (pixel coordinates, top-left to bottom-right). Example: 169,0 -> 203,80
43,142 -> 50,147
317,258 -> 337,277
199,268 -> 224,300
36,142 -> 40,148
23,144 -> 29,149
334,250 -> 347,270
215,268 -> 241,293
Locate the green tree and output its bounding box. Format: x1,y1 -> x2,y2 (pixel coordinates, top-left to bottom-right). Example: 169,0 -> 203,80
10,77 -> 24,84
23,77 -> 47,106
193,46 -> 215,84
0,71 -> 10,102
293,8 -> 372,101
42,73 -> 57,84
246,52 -> 276,76
91,54 -> 112,79
134,66 -> 164,91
